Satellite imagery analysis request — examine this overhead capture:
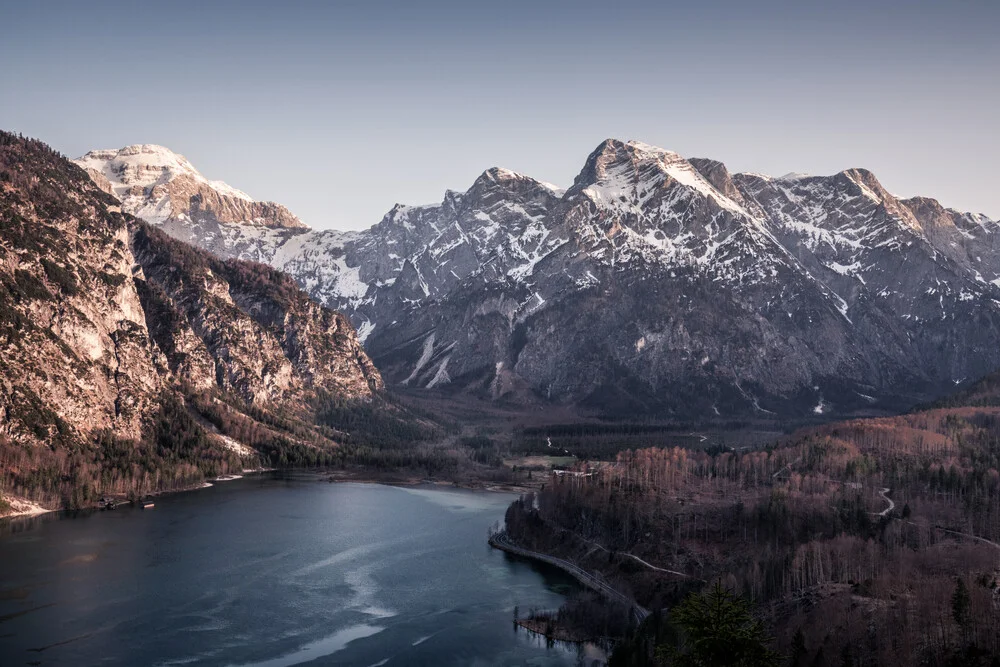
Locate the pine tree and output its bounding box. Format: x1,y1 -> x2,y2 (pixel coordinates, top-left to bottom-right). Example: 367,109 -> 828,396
789,628 -> 808,666
952,577 -> 971,631
840,643 -> 852,667
660,582 -> 781,667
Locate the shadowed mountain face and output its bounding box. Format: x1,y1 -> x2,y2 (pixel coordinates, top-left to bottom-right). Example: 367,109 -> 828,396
0,132 -> 382,504
77,140 -> 1000,418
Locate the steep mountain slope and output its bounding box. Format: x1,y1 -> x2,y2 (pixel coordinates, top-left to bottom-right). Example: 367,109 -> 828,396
0,133 -> 382,508
76,140 -> 1000,418
731,167 -> 1000,384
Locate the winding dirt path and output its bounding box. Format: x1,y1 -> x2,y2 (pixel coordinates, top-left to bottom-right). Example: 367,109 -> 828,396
877,488 -> 895,517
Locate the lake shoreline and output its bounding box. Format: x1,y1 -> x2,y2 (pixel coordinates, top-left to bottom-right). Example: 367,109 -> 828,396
0,495 -> 56,519
0,467 -> 274,521
516,616 -> 593,643
320,467 -> 537,495
0,465 -> 536,522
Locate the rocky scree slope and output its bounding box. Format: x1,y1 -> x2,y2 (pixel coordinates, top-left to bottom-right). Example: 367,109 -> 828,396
76,140 -> 1000,418
0,133 -> 381,507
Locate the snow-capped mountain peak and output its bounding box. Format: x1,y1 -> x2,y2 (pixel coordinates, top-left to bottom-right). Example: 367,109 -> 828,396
77,144 -> 254,202
570,139 -> 751,220
74,145 -> 306,231
469,166 -> 565,199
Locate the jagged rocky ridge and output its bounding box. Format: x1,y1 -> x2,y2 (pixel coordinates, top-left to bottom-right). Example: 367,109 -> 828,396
1,133 -> 382,505
76,140 -> 1000,417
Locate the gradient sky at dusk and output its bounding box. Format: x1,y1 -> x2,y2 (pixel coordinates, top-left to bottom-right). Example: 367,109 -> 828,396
2,0 -> 997,229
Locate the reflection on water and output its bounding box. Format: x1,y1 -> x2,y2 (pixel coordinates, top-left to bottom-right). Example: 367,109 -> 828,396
0,477 -> 606,666
230,623 -> 385,667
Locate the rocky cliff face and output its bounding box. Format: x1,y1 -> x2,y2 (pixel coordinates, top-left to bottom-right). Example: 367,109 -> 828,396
77,139 -> 1000,418
129,224 -> 381,409
0,133 -> 382,505
2,138 -> 162,443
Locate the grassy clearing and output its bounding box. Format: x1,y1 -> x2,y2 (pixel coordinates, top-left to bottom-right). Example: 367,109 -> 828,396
504,455 -> 577,469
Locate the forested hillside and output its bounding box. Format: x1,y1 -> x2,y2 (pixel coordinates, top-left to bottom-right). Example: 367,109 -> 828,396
504,378 -> 1000,665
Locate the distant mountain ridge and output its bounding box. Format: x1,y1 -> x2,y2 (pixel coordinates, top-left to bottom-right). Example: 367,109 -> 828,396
76,144 -> 306,232
75,140 -> 1000,418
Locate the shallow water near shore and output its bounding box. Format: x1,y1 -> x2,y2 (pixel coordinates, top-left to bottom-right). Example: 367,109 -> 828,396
0,474 -> 604,666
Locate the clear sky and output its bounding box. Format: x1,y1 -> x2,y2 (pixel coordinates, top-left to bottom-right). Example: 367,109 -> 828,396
2,0 -> 997,229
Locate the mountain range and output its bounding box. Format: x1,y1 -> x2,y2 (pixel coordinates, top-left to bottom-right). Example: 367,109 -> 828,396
0,133 -> 382,507
74,140 -> 1000,418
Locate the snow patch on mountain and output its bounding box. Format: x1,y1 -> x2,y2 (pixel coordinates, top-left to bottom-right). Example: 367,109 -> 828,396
77,144 -> 252,201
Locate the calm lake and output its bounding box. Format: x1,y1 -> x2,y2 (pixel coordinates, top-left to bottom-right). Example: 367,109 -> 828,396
0,475 -> 604,666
